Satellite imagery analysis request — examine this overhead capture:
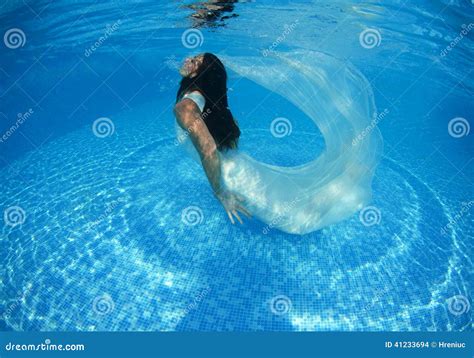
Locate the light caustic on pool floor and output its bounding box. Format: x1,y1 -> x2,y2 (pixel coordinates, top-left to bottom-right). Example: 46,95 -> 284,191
0,110 -> 470,331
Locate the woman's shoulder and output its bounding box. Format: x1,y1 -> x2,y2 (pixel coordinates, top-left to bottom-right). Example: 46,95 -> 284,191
181,91 -> 205,112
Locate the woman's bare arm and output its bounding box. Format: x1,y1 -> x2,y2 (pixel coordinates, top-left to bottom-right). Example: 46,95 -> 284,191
174,99 -> 222,195
174,99 -> 250,224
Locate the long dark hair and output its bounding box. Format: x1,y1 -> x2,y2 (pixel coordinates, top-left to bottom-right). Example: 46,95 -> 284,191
176,53 -> 240,151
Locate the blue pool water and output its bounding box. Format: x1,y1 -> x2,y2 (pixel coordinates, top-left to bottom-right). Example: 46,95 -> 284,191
0,1 -> 472,331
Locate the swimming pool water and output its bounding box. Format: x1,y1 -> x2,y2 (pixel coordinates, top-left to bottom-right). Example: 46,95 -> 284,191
0,0 -> 472,331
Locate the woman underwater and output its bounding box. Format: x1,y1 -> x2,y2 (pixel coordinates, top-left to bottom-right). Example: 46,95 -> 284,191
174,51 -> 382,234
174,53 -> 251,225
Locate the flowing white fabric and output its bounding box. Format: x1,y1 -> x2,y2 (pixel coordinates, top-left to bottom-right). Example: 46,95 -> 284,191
176,50 -> 383,235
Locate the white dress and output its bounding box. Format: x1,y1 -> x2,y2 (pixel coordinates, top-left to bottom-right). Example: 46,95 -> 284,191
176,50 -> 383,235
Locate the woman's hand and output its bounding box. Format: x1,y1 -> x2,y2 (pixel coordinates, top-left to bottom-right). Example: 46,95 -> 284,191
216,191 -> 251,224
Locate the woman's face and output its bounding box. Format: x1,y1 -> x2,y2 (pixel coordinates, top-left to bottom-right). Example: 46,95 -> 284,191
180,54 -> 204,78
